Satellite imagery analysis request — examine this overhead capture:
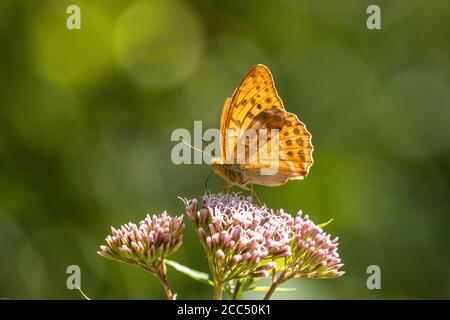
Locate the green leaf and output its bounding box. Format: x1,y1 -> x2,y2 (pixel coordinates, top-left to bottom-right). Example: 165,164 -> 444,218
250,286 -> 296,292
274,257 -> 286,272
317,218 -> 334,228
165,259 -> 213,286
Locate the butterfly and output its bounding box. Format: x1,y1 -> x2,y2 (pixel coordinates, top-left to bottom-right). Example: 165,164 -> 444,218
211,64 -> 314,190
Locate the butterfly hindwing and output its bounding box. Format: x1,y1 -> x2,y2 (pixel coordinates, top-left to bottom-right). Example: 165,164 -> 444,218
276,112 -> 314,177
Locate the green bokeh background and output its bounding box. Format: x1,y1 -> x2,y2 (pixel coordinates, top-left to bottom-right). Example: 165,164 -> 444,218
1,0 -> 449,299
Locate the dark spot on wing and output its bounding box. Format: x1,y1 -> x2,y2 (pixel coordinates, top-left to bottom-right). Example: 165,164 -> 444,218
298,150 -> 306,161
251,109 -> 286,130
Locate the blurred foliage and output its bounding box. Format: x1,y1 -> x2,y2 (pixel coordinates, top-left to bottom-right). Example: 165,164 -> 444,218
0,0 -> 449,299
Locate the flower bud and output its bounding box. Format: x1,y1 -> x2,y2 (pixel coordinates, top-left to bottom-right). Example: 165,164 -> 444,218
231,255 -> 243,265
263,261 -> 276,270
216,249 -> 225,260
253,270 -> 269,277
198,228 -> 207,242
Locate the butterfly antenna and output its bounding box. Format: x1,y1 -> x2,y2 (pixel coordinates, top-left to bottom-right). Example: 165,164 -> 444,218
179,138 -> 205,155
202,138 -> 216,159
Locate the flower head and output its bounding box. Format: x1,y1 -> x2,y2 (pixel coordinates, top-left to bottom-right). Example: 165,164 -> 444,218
287,213 -> 344,279
98,211 -> 184,272
184,193 -> 286,282
184,193 -> 344,283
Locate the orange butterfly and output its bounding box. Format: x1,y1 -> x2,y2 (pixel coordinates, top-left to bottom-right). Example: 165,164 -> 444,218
211,64 -> 314,190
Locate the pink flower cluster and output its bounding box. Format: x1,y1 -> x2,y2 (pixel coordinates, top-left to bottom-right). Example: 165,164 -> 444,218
184,193 -> 344,282
288,213 -> 344,279
98,212 -> 184,271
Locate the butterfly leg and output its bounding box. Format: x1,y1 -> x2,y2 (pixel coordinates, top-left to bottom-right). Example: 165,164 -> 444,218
251,183 -> 262,206
223,181 -> 232,194
242,181 -> 262,205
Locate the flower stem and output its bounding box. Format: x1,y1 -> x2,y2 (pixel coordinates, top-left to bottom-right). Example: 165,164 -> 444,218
263,282 -> 278,300
154,261 -> 174,300
156,272 -> 174,300
263,271 -> 288,300
231,280 -> 241,300
214,281 -> 224,300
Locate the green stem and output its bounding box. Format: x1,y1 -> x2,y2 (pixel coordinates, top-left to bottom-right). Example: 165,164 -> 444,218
76,286 -> 91,300
214,281 -> 224,300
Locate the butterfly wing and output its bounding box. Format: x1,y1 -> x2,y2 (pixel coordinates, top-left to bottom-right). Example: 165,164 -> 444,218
277,111 -> 314,177
243,111 -> 314,186
218,64 -> 314,186
220,65 -> 286,161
